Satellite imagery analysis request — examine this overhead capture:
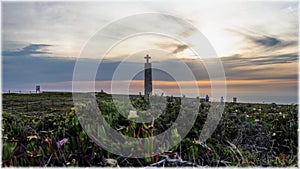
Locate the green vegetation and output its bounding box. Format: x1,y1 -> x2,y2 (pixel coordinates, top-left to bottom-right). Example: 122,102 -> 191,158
2,92 -> 298,167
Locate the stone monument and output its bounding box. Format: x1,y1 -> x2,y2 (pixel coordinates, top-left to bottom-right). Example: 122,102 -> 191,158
144,54 -> 152,96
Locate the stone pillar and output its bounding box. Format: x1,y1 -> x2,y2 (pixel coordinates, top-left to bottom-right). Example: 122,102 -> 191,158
144,54 -> 152,96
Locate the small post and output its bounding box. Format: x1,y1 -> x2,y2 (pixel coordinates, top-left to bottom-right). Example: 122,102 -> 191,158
233,97 -> 237,103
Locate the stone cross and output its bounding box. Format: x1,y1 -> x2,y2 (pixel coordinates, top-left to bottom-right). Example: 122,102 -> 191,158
144,54 -> 151,63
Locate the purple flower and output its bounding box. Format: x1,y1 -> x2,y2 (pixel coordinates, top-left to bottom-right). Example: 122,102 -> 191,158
56,138 -> 68,148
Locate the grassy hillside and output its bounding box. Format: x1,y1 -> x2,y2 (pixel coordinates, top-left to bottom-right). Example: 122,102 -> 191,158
2,92 -> 298,167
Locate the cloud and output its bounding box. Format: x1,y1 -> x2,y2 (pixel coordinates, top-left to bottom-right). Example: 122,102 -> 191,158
2,51 -> 75,90
219,53 -> 298,81
182,51 -> 298,82
172,44 -> 189,54
2,44 -> 52,57
155,42 -> 190,54
248,35 -> 297,50
227,28 -> 298,52
253,35 -> 280,47
221,53 -> 298,66
156,13 -> 197,37
92,52 -> 299,83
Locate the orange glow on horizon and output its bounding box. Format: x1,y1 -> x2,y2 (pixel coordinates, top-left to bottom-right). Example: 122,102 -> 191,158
41,78 -> 297,97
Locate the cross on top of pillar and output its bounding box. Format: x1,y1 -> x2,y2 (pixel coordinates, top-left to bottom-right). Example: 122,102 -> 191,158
144,54 -> 151,63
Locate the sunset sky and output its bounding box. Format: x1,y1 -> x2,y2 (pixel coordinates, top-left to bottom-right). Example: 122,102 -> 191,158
2,0 -> 298,103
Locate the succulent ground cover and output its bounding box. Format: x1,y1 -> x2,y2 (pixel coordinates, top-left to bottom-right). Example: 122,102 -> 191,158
2,92 -> 298,167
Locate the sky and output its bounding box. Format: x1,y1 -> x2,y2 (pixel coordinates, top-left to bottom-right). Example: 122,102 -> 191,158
2,0 -> 299,103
